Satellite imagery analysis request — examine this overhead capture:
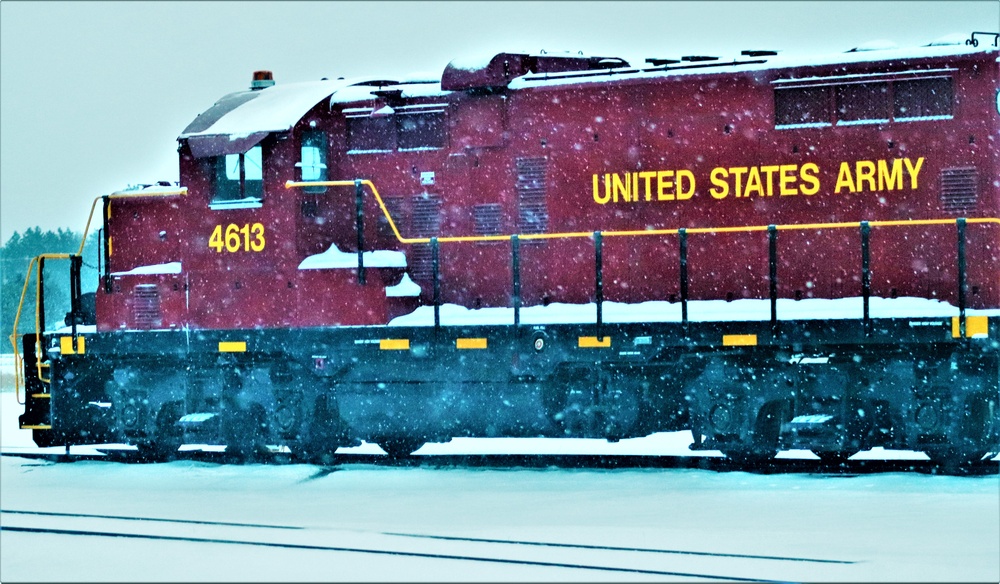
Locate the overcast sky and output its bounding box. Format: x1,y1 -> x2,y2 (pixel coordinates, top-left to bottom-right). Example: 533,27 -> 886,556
1,1 -> 996,242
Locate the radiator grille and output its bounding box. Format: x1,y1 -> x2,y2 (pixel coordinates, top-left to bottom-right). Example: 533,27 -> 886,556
940,167 -> 978,214
516,157 -> 549,237
378,196 -> 406,233
410,194 -> 442,279
473,203 -> 503,241
132,284 -> 161,328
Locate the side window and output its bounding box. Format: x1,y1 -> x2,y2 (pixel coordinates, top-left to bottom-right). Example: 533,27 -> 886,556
346,109 -> 447,154
397,112 -> 446,150
214,145 -> 263,203
774,77 -> 952,128
298,130 -> 328,193
894,78 -> 953,120
347,117 -> 395,152
775,87 -> 831,128
835,82 -> 889,125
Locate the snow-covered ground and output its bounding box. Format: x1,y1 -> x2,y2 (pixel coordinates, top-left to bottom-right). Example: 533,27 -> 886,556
1,360 -> 999,582
2,444 -> 998,582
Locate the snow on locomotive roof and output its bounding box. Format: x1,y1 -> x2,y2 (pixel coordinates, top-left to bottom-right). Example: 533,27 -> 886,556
329,82 -> 450,105
179,37 -> 991,142
508,42 -> 990,90
179,76 -> 399,140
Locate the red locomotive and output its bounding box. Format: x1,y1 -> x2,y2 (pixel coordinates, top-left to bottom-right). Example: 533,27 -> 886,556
14,32 -> 1000,465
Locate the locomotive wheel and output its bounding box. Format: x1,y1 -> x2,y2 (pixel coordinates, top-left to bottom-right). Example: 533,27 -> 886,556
379,438 -> 425,458
223,405 -> 269,463
924,447 -> 989,471
294,394 -> 350,466
926,396 -> 994,470
720,401 -> 783,467
135,402 -> 183,462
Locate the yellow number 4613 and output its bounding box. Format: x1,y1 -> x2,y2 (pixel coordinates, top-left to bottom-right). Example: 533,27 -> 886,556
209,223 -> 266,253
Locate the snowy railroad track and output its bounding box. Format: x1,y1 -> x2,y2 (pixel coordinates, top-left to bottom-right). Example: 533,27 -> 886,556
3,449 -> 998,476
0,508 -> 854,582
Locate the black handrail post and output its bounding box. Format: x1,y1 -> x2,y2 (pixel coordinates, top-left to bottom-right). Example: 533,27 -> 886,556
594,231 -> 604,340
355,179 -> 366,285
102,196 -> 112,293
957,217 -> 967,339
38,256 -> 46,336
679,228 -> 689,330
768,225 -> 778,332
861,221 -> 871,337
511,235 -> 521,327
431,236 -> 441,330
70,254 -> 82,341
96,227 -> 103,287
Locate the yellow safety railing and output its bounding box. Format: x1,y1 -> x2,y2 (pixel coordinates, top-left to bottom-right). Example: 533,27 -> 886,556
7,187 -> 187,404
285,179 -> 1000,244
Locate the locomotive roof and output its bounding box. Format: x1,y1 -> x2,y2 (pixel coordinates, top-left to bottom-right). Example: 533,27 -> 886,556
507,42 -> 993,90
178,38 -> 994,149
178,76 -> 398,141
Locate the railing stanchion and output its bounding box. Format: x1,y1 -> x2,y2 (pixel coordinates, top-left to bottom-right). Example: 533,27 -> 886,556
70,254 -> 82,342
957,217 -> 967,339
861,221 -> 871,337
594,231 -> 604,340
38,257 -> 46,339
355,179 -> 366,285
431,237 -> 440,330
768,225 -> 778,332
511,235 -> 521,328
679,228 -> 689,332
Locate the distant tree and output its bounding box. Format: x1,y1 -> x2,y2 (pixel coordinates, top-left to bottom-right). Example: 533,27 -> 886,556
1,228 -> 100,341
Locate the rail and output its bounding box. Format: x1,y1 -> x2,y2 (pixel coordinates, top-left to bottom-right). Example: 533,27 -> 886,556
286,179 -> 999,338
7,188 -> 187,403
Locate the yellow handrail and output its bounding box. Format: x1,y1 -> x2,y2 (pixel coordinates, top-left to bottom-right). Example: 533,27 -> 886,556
76,187 -> 188,255
7,253 -> 69,402
285,179 -> 1000,244
7,187 -> 188,401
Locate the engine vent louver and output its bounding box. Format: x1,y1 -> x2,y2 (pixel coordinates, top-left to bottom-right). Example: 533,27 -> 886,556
473,203 -> 503,241
516,157 -> 549,240
939,167 -> 978,214
378,196 -> 405,233
132,284 -> 162,328
410,194 -> 442,280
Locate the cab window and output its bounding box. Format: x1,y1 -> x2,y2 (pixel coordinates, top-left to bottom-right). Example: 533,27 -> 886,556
298,130 -> 328,193
214,145 -> 263,203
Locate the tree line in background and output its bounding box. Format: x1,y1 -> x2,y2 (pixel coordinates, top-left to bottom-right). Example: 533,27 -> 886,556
1,228 -> 100,342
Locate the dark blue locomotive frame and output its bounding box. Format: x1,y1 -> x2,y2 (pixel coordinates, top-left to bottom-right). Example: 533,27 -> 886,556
20,303 -> 1000,466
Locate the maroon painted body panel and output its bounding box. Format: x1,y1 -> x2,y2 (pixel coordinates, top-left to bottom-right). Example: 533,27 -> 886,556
96,44 -> 1000,332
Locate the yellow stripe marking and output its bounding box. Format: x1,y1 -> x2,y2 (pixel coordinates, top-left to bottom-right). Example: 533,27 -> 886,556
31,393 -> 51,399
723,334 -> 758,346
456,337 -> 488,349
60,336 -> 85,355
952,315 -> 989,338
219,341 -> 247,353
380,339 -> 410,350
285,180 -> 999,245
21,425 -> 52,430
578,336 -> 611,348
